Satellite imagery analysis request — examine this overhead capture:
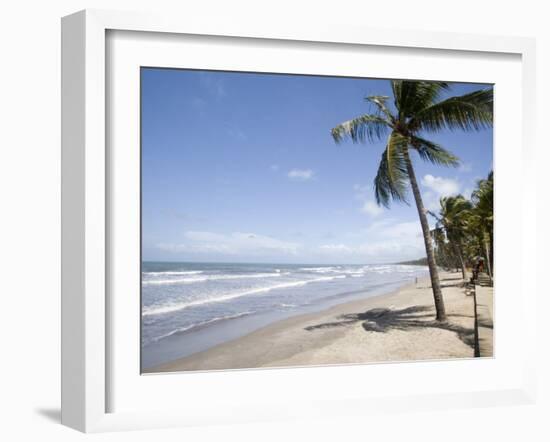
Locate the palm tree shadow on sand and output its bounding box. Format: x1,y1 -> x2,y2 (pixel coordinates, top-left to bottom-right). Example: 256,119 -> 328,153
305,306 -> 483,350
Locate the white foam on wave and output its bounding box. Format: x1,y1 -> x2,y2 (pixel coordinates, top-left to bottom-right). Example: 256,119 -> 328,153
144,270 -> 203,276
344,268 -> 367,275
300,266 -> 370,277
299,266 -> 341,273
142,275 -> 346,316
143,271 -> 288,286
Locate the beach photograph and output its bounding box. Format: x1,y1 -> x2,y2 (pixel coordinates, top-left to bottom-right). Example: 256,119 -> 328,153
140,69 -> 494,373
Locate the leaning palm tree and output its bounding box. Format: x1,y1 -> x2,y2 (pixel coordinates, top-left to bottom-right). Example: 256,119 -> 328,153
331,81 -> 493,321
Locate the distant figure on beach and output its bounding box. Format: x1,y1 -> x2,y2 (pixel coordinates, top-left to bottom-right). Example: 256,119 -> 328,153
473,257 -> 485,281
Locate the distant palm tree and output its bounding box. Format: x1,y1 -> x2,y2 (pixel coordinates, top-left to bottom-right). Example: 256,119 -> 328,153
430,195 -> 473,281
332,81 -> 493,321
430,225 -> 453,270
470,171 -> 494,283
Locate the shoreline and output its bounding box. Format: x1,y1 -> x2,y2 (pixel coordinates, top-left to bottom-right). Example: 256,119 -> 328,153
145,271 -> 493,373
141,271 -> 425,369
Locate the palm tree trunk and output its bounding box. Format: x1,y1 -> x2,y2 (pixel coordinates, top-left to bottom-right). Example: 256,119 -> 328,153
403,148 -> 446,321
489,228 -> 493,273
452,242 -> 467,280
484,239 -> 493,284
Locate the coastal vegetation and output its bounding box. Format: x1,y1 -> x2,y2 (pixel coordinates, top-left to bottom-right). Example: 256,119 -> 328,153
331,80 -> 493,321
429,171 -> 494,284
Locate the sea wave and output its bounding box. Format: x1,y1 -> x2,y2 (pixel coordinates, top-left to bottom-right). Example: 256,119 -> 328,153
144,270 -> 203,276
149,311 -> 254,343
142,271 -> 288,286
142,275 -> 346,316
299,266 -> 341,273
278,303 -> 299,308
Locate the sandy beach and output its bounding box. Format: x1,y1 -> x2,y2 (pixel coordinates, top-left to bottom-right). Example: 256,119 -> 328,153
146,270 -> 493,373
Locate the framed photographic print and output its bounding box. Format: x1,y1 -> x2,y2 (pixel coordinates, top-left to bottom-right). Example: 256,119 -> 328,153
140,68 -> 493,374
61,9 -> 537,432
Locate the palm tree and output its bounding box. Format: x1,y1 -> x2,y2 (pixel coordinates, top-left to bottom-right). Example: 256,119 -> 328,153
430,225 -> 455,271
430,195 -> 473,281
331,81 -> 493,321
470,171 -> 494,283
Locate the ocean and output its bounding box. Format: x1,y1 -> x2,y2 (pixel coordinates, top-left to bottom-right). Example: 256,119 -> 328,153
141,261 -> 428,369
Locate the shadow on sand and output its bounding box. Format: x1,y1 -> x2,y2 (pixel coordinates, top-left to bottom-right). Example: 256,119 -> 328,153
305,306 -> 477,350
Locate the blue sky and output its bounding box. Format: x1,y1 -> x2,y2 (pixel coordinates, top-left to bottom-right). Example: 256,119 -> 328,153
141,68 -> 493,264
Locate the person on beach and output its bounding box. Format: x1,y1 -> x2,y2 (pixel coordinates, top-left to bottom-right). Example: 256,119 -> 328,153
473,257 -> 484,281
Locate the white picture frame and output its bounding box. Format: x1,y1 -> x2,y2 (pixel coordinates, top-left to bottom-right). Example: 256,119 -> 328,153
61,9 -> 537,433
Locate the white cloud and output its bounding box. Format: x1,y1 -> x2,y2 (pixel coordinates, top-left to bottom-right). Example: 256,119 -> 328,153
319,244 -> 353,253
356,220 -> 424,261
421,174 -> 462,210
353,183 -> 370,199
270,164 -> 279,172
354,183 -> 384,217
288,169 -> 314,181
421,174 -> 460,196
356,241 -> 418,258
155,221 -> 427,264
362,220 -> 423,245
158,231 -> 300,257
360,200 -> 383,217
315,220 -> 424,262
372,220 -> 421,237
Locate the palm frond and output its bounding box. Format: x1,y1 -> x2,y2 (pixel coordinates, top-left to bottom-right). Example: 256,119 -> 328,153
391,80 -> 450,119
441,195 -> 472,214
427,209 -> 440,221
410,135 -> 460,167
364,95 -> 394,120
438,195 -> 473,242
414,88 -> 493,132
374,132 -> 409,207
331,114 -> 390,144
471,170 -> 493,234
431,226 -> 446,243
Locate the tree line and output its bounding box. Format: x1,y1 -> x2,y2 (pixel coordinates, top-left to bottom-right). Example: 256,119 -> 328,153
429,171 -> 493,285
